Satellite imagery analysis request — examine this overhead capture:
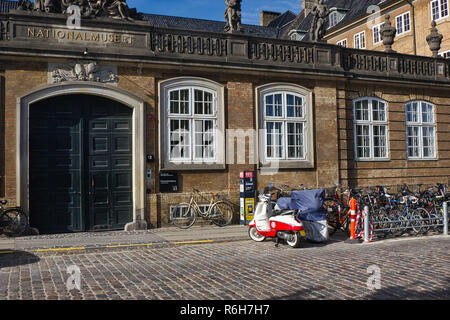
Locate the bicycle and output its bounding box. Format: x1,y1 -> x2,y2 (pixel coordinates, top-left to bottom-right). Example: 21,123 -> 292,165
171,189 -> 234,229
0,200 -> 29,237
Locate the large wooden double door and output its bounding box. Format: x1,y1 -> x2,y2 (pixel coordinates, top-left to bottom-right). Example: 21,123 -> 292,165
29,94 -> 133,234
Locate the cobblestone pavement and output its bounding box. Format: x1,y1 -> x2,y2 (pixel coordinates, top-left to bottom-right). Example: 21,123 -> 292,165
0,236 -> 448,300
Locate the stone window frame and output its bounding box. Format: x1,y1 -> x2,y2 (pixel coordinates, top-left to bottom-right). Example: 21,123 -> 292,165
256,83 -> 314,170
159,77 -> 225,171
353,97 -> 390,162
405,100 -> 438,161
395,11 -> 411,36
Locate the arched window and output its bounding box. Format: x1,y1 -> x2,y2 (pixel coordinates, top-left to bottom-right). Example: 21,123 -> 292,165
353,97 -> 389,160
159,78 -> 225,170
257,84 -> 314,169
406,101 -> 437,159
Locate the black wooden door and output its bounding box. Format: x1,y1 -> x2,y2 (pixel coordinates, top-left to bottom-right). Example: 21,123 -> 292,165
29,95 -> 133,234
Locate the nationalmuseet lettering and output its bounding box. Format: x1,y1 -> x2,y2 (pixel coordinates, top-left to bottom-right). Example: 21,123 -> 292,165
27,27 -> 134,44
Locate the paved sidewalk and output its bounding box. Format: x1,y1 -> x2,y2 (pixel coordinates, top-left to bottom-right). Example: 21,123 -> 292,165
0,224 -> 251,253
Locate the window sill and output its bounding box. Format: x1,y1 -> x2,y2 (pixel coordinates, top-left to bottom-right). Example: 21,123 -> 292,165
161,162 -> 226,171
355,158 -> 391,162
259,160 -> 314,169
407,158 -> 439,161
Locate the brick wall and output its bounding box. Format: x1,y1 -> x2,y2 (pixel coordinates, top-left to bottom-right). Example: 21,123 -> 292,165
327,0 -> 450,57
1,61 -> 449,228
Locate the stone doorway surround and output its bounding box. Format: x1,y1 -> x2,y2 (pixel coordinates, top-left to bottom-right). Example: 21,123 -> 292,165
16,82 -> 147,232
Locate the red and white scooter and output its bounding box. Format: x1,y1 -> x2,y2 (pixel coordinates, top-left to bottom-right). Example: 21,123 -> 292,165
248,193 -> 306,248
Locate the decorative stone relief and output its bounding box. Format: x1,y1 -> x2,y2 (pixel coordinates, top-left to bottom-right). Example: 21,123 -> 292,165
48,61 -> 118,85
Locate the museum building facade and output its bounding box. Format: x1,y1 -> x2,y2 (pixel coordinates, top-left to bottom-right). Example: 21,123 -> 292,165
0,0 -> 449,233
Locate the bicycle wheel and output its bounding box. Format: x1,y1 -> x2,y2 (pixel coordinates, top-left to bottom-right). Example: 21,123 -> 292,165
324,198 -> 339,235
414,208 -> 431,234
209,201 -> 233,227
171,203 -> 196,229
1,208 -> 28,236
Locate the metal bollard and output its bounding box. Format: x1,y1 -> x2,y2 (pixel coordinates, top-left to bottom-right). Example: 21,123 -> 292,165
444,202 -> 448,236
364,206 -> 370,242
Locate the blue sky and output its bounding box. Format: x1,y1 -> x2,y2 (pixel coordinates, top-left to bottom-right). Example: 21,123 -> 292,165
127,0 -> 301,25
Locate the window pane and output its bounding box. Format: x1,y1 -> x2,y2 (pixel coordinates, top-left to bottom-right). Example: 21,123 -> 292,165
194,120 -> 215,160
372,100 -> 386,122
266,121 -> 283,159
407,126 -> 420,158
274,94 -> 283,117
373,125 -> 387,158
422,126 -> 436,158
421,102 -> 434,123
406,102 -> 419,123
265,95 -> 274,117
170,119 -> 190,159
355,100 -> 369,121
287,122 -> 304,159
356,125 -> 370,158
286,95 -> 303,119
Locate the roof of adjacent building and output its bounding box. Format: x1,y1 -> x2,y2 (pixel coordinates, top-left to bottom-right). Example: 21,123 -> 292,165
282,0 -> 397,40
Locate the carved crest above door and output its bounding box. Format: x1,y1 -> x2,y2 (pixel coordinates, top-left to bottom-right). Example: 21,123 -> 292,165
48,61 -> 118,85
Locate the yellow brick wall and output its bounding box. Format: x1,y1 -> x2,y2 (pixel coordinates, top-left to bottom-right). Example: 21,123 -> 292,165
326,0 -> 450,57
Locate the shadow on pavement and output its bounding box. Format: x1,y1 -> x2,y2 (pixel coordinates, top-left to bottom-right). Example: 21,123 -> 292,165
0,251 -> 40,269
272,277 -> 450,300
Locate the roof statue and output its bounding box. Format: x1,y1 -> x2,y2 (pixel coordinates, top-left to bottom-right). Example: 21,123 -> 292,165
309,0 -> 328,42
16,0 -> 142,21
224,0 -> 242,33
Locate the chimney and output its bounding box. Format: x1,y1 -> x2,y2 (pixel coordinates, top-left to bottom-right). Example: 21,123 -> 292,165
260,11 -> 281,26
302,0 -> 316,15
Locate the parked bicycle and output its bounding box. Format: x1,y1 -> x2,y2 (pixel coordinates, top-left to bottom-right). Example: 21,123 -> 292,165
0,200 -> 28,237
171,189 -> 234,229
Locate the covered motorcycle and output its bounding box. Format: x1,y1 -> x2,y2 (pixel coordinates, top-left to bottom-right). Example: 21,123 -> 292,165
276,189 -> 329,243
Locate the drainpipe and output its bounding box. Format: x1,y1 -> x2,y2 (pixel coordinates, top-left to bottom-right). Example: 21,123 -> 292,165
405,0 -> 417,55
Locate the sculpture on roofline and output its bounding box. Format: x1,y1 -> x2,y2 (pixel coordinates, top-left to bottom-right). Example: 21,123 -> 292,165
309,0 -> 329,42
224,0 -> 242,33
16,0 -> 142,21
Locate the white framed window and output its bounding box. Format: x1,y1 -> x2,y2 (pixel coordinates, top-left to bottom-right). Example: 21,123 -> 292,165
373,22 -> 385,44
159,77 -> 225,170
406,101 -> 437,159
329,12 -> 338,28
168,87 -> 216,162
337,39 -> 347,47
431,0 -> 449,21
354,31 -> 366,49
439,50 -> 450,58
353,98 -> 389,161
395,12 -> 411,35
263,92 -> 305,160
257,84 -> 314,169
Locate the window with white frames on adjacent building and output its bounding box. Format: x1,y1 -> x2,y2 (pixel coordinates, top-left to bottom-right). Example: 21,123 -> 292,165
159,78 -> 225,170
337,39 -> 347,47
354,31 -> 366,49
431,0 -> 449,21
395,12 -> 411,35
373,22 -> 385,44
439,50 -> 450,58
353,98 -> 389,160
257,84 -> 314,169
406,101 -> 437,159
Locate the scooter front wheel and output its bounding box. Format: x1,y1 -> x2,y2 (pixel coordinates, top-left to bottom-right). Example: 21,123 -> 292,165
286,232 -> 301,248
248,227 -> 266,242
